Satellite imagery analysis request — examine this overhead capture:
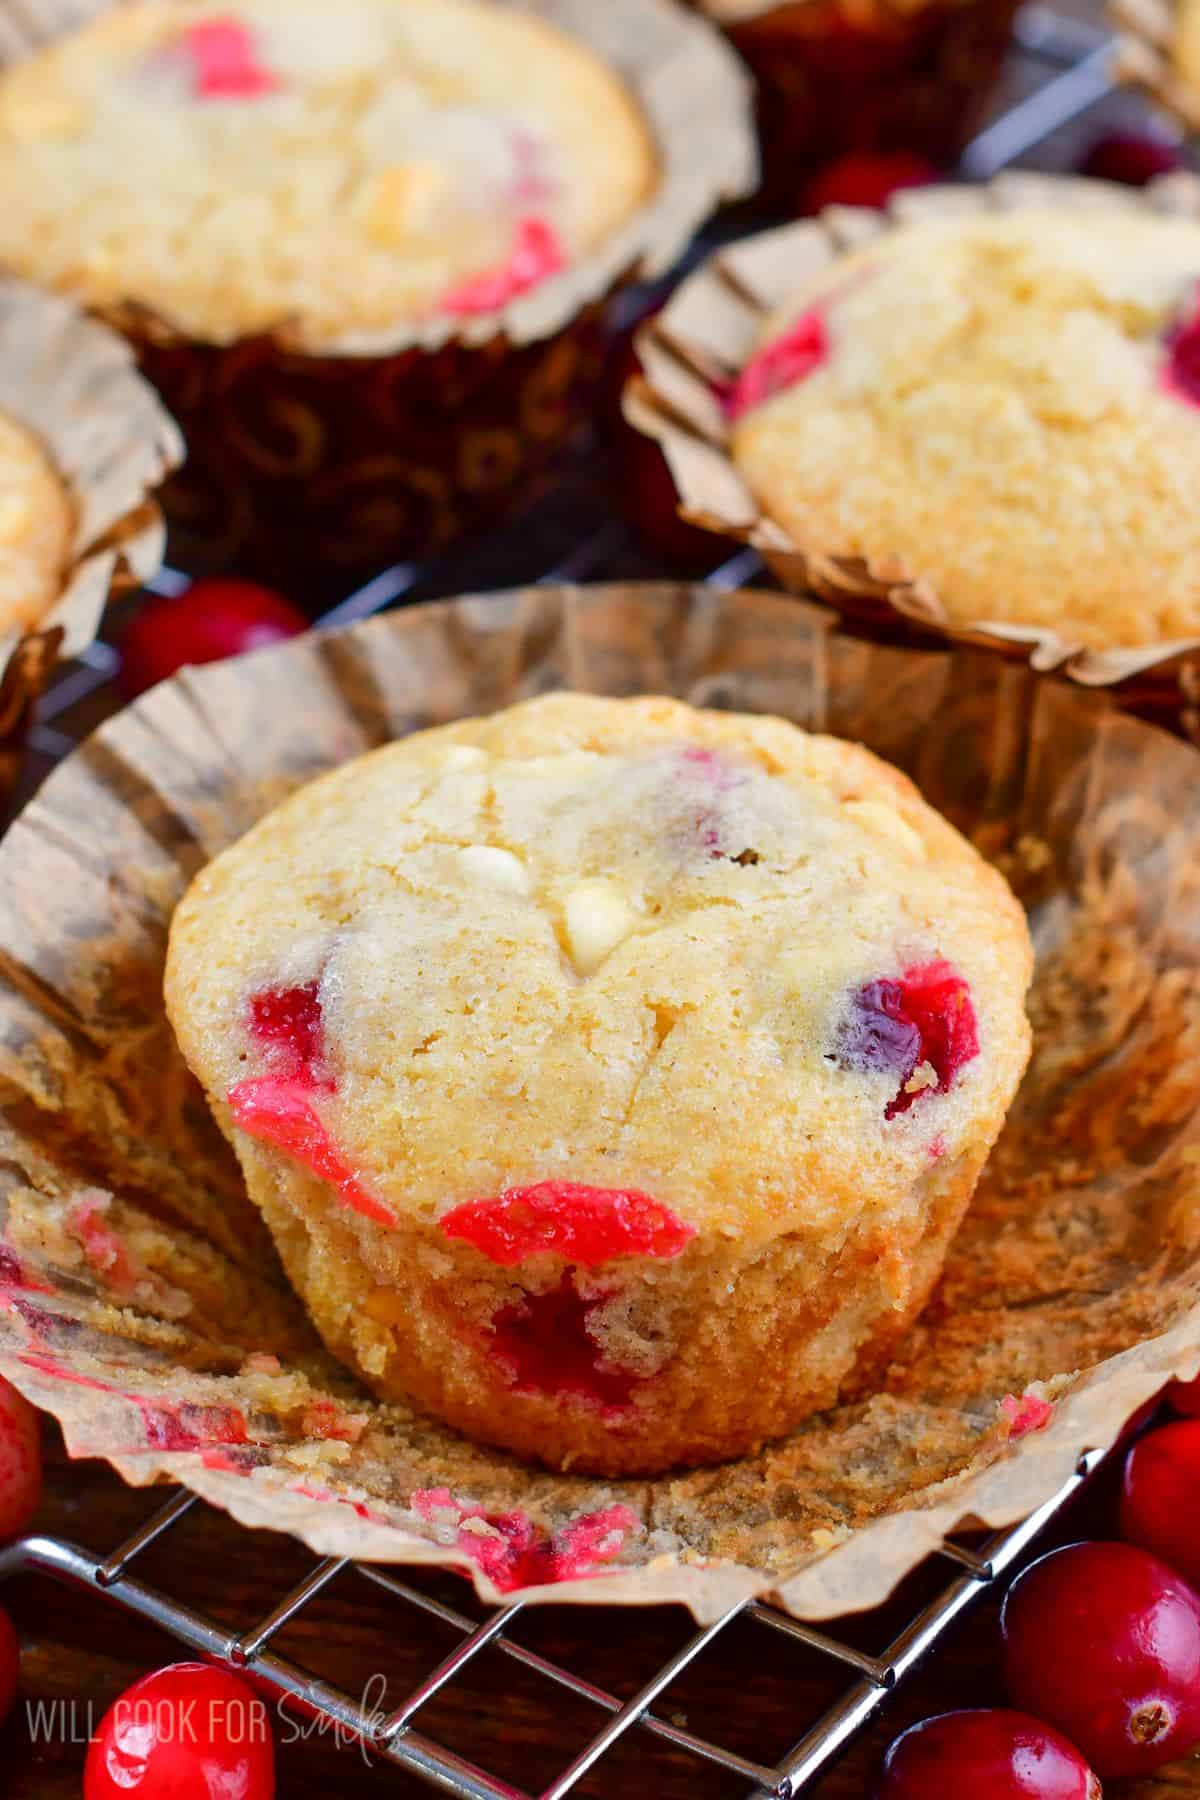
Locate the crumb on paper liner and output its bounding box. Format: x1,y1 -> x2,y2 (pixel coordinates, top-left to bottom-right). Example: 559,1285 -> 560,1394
624,170 -> 1200,719
1111,0 -> 1200,135
0,275 -> 182,782
2,582 -> 1200,1620
0,0 -> 758,357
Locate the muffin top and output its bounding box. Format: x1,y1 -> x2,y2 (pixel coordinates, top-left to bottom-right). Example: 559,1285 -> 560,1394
165,694 -> 1032,1250
729,210 -> 1200,650
0,409 -> 72,636
0,0 -> 655,348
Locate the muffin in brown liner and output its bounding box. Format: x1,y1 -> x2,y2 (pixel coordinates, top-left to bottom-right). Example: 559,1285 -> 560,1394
1,581 -> 1199,1618
625,170 -> 1200,739
1112,0 -> 1200,134
0,274 -> 182,801
679,0 -> 1019,204
0,0 -> 756,605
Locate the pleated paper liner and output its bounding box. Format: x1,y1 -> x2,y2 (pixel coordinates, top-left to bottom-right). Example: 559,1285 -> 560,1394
676,0 -> 1020,204
0,0 -> 756,604
1111,0 -> 1200,134
625,170 -> 1200,740
0,275 -> 182,803
1,581 -> 1199,1617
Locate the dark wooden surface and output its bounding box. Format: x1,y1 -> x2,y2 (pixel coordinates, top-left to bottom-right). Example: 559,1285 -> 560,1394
1,1423 -> 1198,1797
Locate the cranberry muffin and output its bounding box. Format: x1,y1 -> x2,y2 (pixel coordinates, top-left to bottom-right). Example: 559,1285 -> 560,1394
0,0 -> 655,347
0,409 -> 72,636
727,210 -> 1200,651
165,694 -> 1032,1475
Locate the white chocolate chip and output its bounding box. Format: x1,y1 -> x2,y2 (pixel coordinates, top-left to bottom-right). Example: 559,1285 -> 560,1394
842,800 -> 926,861
564,879 -> 639,974
457,844 -> 531,895
440,744 -> 487,771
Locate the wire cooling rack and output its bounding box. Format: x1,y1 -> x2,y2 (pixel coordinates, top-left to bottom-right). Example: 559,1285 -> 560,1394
0,8 -> 1173,1792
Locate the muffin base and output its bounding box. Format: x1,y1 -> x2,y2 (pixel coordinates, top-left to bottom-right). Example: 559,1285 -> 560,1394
229,1119 -> 991,1476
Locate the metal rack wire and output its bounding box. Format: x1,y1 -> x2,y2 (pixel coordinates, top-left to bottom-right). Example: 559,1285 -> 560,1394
0,9 -> 1163,1792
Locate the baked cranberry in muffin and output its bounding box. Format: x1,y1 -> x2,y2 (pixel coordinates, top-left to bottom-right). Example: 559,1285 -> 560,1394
165,694 -> 1032,1474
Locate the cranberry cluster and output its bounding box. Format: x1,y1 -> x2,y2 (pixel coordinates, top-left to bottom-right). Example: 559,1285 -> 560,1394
880,1374 -> 1200,1796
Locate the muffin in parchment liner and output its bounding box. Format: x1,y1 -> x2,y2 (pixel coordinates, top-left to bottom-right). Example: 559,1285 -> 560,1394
0,0 -> 756,604
678,0 -> 1019,203
625,170 -> 1200,739
1,581 -> 1200,1617
0,274 -> 181,803
1112,0 -> 1200,134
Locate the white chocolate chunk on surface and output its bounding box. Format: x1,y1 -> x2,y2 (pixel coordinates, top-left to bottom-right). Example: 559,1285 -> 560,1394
457,844 -> 531,894
564,878 -> 639,974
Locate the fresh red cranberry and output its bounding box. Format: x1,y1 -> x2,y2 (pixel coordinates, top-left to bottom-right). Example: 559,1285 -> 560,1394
1002,1540 -> 1200,1778
1079,131 -> 1183,187
1167,1371 -> 1200,1415
723,311 -> 828,421
119,579 -> 307,699
878,1709 -> 1100,1798
834,959 -> 978,1118
0,1607 -> 18,1725
84,1663 -> 275,1799
798,149 -> 938,216
0,1375 -> 41,1540
490,1275 -> 639,1412
1121,1420 -> 1200,1588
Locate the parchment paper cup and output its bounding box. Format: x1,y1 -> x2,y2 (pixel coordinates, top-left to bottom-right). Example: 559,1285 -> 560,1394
1111,0 -> 1200,134
624,170 -> 1200,738
0,274 -> 182,801
0,0 -> 757,602
1,581 -> 1199,1618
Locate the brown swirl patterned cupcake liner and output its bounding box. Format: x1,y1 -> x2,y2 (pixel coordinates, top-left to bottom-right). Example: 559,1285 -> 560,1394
2,582 -> 1200,1615
0,276 -> 182,801
0,0 -> 757,604
679,0 -> 1020,203
624,169 -> 1200,737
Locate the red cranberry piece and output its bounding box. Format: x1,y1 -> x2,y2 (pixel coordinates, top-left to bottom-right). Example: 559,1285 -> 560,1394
228,1077 -> 397,1227
0,1374 -> 41,1540
0,1608 -> 17,1725
119,578 -> 308,700
441,216 -> 565,315
1079,131 -> 1182,187
724,310 -> 828,421
490,1275 -> 639,1413
179,17 -> 279,98
1002,1540 -> 1200,1778
1164,290 -> 1200,409
835,958 -> 978,1118
247,980 -> 327,1086
1121,1420 -> 1200,1588
1167,1371 -> 1200,1415
879,1709 -> 1100,1799
441,1180 -> 695,1266
798,149 -> 938,217
84,1662 -> 275,1800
